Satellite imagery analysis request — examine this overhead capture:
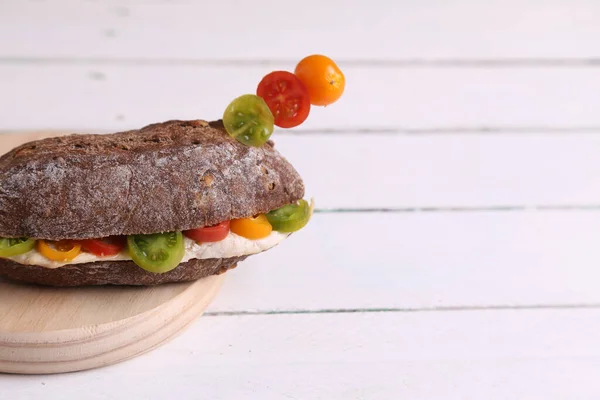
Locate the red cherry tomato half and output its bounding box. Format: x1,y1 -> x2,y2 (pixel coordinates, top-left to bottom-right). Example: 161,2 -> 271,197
184,221 -> 230,243
80,237 -> 126,257
256,71 -> 311,128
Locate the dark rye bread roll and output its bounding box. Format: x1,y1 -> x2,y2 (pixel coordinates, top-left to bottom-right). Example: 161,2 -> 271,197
0,119 -> 304,240
0,119 -> 304,286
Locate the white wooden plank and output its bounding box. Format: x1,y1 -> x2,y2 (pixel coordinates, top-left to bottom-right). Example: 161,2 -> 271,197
1,65 -> 600,131
209,211 -> 600,312
276,133 -> 600,209
1,0 -> 599,59
2,131 -> 600,208
2,132 -> 600,208
2,310 -> 600,399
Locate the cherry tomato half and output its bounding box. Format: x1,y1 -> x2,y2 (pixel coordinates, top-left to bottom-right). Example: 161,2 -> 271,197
256,71 -> 311,128
37,240 -> 82,262
266,199 -> 311,232
80,237 -> 126,257
295,55 -> 345,106
223,94 -> 274,147
127,232 -> 185,273
184,221 -> 230,243
0,237 -> 36,258
230,215 -> 272,240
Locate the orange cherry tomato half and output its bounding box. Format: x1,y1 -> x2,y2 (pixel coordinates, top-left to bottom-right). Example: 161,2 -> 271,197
294,55 -> 345,106
184,221 -> 230,243
37,240 -> 82,262
230,215 -> 272,240
256,71 -> 311,128
80,237 -> 126,257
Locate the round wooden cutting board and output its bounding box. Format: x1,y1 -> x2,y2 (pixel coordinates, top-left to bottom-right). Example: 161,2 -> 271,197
0,275 -> 224,374
0,132 -> 225,374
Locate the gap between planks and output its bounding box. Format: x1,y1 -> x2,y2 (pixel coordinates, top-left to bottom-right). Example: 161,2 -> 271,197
5,127 -> 600,135
315,205 -> 600,213
204,303 -> 600,317
1,57 -> 600,67
277,126 -> 600,134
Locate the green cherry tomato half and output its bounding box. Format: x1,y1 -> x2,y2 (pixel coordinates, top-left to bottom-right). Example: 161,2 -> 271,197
0,237 -> 36,257
127,232 -> 185,274
266,199 -> 311,233
223,94 -> 274,147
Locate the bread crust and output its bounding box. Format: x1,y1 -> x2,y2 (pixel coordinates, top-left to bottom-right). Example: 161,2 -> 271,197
0,120 -> 304,240
0,255 -> 248,286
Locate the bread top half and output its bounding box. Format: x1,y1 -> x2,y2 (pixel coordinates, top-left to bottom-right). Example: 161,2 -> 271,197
0,119 -> 304,240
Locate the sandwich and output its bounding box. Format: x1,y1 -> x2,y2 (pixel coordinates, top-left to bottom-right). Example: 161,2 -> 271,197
0,120 -> 309,286
0,53 -> 344,286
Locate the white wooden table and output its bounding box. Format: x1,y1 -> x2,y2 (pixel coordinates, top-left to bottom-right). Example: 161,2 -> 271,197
2,0 -> 600,398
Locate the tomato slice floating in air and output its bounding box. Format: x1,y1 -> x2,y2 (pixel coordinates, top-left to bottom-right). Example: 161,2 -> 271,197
127,232 -> 185,273
256,71 -> 311,128
266,199 -> 312,233
184,221 -> 230,243
0,237 -> 36,258
37,240 -> 82,262
223,94 -> 274,147
80,236 -> 126,257
230,215 -> 272,240
295,55 -> 345,106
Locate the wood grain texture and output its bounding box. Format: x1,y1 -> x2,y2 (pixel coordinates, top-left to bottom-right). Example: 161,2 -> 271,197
2,309 -> 600,399
0,274 -> 224,374
1,65 -> 599,132
1,0 -> 598,59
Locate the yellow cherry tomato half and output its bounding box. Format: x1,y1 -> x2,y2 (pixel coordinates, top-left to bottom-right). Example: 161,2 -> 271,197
230,215 -> 273,240
37,240 -> 82,262
295,54 -> 345,106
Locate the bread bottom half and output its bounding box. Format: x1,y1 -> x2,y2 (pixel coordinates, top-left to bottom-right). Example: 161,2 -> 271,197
0,256 -> 248,286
